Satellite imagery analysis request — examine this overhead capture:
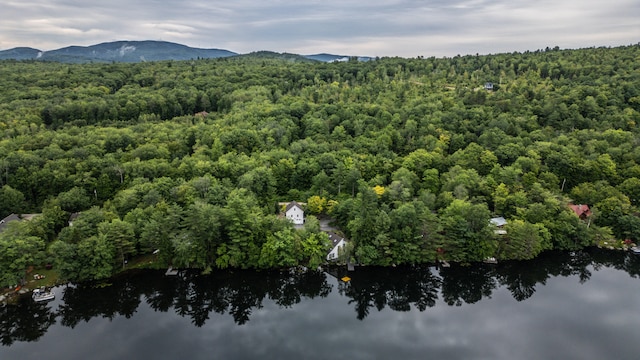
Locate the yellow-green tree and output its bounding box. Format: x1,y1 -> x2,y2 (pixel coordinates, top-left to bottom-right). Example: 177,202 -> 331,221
307,195 -> 327,214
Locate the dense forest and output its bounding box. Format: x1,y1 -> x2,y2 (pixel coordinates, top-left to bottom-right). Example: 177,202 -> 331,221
1,45 -> 639,286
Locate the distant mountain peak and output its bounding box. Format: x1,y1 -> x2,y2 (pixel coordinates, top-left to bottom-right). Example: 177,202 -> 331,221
0,40 -> 371,63
0,40 -> 237,63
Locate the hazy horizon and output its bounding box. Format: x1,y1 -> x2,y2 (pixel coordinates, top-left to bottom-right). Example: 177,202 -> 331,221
2,0 -> 639,57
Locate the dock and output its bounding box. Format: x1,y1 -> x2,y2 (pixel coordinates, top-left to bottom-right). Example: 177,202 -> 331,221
165,267 -> 179,276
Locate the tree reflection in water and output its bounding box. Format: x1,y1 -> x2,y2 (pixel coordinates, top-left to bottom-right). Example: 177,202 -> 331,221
3,248 -> 640,346
0,297 -> 56,346
337,265 -> 441,319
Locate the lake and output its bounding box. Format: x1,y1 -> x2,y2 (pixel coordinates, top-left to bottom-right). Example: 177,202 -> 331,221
2,249 -> 640,360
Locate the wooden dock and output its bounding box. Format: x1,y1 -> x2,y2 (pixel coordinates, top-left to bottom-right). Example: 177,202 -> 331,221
347,262 -> 355,271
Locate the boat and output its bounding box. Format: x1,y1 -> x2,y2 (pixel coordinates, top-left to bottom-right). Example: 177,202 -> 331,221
32,286 -> 55,302
165,267 -> 179,276
483,257 -> 498,264
630,246 -> 640,255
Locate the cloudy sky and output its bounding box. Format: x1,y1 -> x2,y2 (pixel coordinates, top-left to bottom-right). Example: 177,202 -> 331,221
1,0 -> 639,57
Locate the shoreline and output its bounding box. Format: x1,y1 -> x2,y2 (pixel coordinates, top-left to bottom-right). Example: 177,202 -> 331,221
4,244 -> 638,305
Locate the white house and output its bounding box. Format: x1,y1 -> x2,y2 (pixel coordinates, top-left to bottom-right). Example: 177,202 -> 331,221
326,231 -> 347,261
285,201 -> 304,225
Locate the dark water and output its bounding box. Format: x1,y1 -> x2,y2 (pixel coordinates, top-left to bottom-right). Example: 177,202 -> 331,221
2,249 -> 640,360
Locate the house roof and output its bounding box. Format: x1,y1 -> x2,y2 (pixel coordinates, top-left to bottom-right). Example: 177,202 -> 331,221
569,204 -> 592,218
490,217 -> 507,227
326,231 -> 344,247
285,201 -> 303,212
0,214 -> 21,232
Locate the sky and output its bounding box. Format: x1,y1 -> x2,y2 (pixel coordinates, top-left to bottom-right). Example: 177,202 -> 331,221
1,0 -> 639,57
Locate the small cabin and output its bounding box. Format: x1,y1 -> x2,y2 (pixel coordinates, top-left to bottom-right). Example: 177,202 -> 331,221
490,216 -> 507,235
569,204 -> 592,220
68,212 -> 80,227
484,82 -> 494,91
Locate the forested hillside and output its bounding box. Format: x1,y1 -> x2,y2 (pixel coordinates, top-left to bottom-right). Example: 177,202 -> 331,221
1,45 -> 639,285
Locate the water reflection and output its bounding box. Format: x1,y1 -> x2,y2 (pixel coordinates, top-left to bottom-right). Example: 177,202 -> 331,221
0,297 -> 56,346
336,266 -> 441,319
2,248 -> 640,347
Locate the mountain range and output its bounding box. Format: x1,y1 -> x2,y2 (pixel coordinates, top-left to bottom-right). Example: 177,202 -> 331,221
0,40 -> 372,63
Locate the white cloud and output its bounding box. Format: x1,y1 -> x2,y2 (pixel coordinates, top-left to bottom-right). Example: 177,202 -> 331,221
0,0 -> 638,56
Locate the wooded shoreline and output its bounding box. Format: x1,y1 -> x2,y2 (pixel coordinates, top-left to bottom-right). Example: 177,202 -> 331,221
1,45 -> 639,285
